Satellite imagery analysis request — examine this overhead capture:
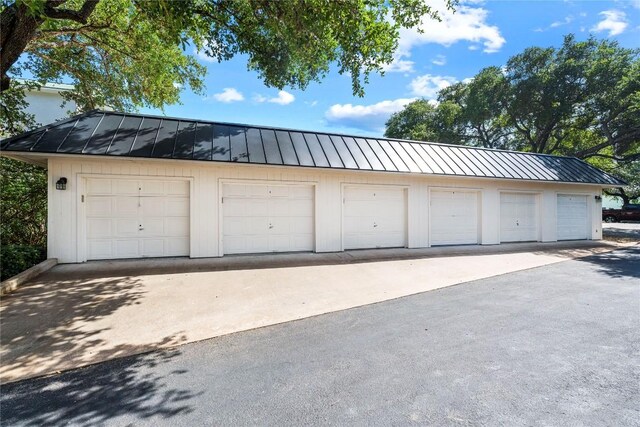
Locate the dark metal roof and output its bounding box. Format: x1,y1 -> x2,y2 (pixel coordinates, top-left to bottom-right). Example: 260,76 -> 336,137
0,110 -> 625,186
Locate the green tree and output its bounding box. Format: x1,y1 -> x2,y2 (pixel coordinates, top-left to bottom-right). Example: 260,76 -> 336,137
384,99 -> 440,142
0,157 -> 47,246
1,0 -> 452,133
437,66 -> 514,149
385,34 -> 639,196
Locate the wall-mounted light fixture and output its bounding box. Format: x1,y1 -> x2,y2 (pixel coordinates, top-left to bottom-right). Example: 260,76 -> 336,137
595,195 -> 602,201
55,177 -> 67,190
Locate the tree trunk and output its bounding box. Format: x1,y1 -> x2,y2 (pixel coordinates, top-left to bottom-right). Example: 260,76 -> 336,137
0,4 -> 45,91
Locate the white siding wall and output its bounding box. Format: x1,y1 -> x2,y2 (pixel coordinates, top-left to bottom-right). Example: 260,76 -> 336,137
47,156 -> 603,263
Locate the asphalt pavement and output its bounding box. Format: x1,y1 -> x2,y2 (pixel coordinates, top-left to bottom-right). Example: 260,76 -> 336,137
2,246 -> 639,426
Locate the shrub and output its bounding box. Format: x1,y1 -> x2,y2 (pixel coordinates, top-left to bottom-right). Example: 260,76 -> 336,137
0,245 -> 46,281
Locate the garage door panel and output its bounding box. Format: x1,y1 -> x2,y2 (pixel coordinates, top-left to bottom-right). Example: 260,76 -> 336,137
268,186 -> 290,198
141,218 -> 165,236
223,184 -> 248,197
500,192 -> 538,243
270,216 -> 292,232
430,190 -> 479,246
290,216 -> 313,232
142,239 -> 165,256
86,178 -> 190,260
167,180 -> 189,196
268,199 -> 290,216
114,239 -> 139,257
87,198 -> 112,216
557,195 -> 588,240
140,198 -> 165,216
222,183 -> 315,254
289,186 -> 313,199
248,185 -> 269,198
113,180 -> 139,195
166,238 -> 189,255
223,199 -> 247,217
288,199 -> 313,216
292,234 -> 314,250
115,218 -> 140,236
88,240 -> 113,259
140,181 -> 166,196
165,199 -> 190,216
113,197 -> 138,216
87,218 -> 112,238
86,179 -> 112,195
343,186 -> 407,249
165,218 -> 189,236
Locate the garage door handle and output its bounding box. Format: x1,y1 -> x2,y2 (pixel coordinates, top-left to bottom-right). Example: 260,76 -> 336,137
139,225 -> 144,230
373,223 -> 378,228
268,224 -> 274,229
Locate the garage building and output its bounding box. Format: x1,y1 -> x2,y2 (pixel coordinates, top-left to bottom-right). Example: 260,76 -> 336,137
1,110 -> 624,263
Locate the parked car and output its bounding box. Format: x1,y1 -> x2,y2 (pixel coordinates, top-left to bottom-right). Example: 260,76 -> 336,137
602,204 -> 640,223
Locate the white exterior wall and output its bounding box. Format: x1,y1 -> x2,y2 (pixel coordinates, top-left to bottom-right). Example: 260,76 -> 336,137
47,156 -> 604,263
24,89 -> 78,127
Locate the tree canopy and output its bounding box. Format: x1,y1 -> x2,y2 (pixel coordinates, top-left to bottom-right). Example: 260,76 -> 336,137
385,35 -> 639,202
1,0 -> 451,133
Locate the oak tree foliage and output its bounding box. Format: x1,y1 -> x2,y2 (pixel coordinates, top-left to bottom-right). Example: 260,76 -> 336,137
1,0 -> 452,133
385,35 -> 639,202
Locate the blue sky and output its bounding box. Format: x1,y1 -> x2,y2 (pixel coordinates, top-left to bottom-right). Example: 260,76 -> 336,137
141,0 -> 640,137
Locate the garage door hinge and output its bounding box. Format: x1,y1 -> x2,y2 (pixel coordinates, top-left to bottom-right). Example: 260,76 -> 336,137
221,197 -> 224,204
81,195 -> 84,203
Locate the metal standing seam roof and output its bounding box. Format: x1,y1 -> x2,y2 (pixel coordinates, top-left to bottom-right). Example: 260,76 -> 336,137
0,110 -> 626,186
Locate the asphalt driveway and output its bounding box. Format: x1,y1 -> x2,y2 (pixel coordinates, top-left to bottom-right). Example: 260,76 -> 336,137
2,246 -> 638,426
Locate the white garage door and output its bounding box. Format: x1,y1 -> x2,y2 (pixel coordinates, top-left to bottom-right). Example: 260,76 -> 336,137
500,192 -> 539,243
343,186 -> 406,249
557,194 -> 589,240
222,183 -> 314,254
86,178 -> 190,260
430,189 -> 479,246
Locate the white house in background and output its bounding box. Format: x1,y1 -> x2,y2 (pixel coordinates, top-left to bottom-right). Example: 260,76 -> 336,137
20,81 -> 78,126
0,110 -> 626,264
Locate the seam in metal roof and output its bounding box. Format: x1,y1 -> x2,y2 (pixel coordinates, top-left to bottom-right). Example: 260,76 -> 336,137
0,110 -> 626,186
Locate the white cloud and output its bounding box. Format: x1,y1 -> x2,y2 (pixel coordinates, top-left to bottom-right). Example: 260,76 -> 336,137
325,98 -> 417,132
269,90 -> 295,105
395,0 -> 505,62
432,55 -> 447,66
591,10 -> 628,36
632,0 -> 640,9
550,15 -> 574,28
212,87 -> 244,103
534,15 -> 575,32
254,90 -> 295,105
382,56 -> 415,73
305,100 -> 318,107
409,74 -> 457,98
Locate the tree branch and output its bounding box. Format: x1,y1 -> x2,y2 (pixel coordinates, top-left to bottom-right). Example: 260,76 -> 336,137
43,0 -> 100,24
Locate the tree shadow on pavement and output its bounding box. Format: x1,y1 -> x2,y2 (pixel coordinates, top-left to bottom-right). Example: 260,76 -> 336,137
574,245 -> 640,280
0,273 -> 185,382
0,347 -> 201,426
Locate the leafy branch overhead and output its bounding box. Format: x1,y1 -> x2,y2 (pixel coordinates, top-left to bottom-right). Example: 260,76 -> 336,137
0,0 -> 453,133
385,35 -> 639,203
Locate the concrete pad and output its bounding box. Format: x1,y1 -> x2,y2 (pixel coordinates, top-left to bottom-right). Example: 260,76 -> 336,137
0,241 -> 634,383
